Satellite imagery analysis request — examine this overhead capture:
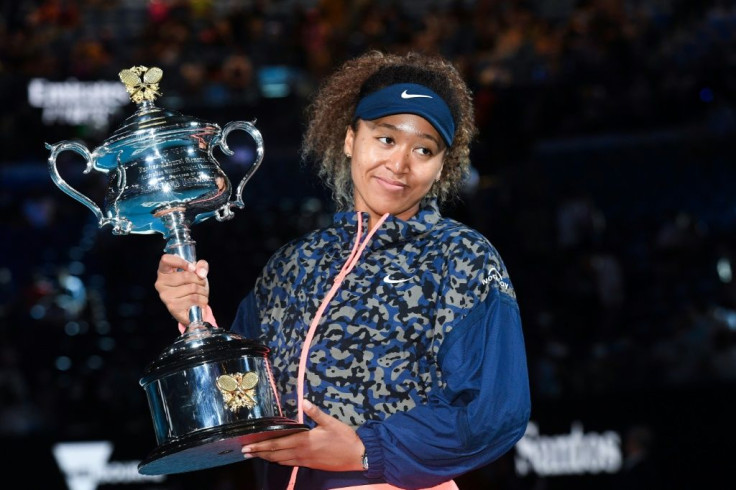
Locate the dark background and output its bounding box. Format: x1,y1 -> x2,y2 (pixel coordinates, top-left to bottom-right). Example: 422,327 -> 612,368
1,1 -> 735,489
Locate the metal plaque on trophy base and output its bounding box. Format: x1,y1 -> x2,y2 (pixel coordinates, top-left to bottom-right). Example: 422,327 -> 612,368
46,65 -> 307,475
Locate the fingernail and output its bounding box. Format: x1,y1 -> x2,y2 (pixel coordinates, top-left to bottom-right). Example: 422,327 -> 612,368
197,268 -> 207,279
242,446 -> 251,454
303,398 -> 313,409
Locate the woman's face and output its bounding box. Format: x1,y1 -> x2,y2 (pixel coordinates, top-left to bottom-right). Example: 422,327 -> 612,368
344,113 -> 446,227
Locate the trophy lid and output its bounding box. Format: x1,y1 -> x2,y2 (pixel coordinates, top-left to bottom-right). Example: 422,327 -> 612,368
140,326 -> 269,384
97,66 -> 219,155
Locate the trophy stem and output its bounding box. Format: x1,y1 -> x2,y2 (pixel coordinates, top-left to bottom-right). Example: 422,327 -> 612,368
160,208 -> 209,332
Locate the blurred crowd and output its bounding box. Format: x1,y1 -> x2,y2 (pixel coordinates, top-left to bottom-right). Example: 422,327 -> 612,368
1,0 -> 736,446
3,0 -> 736,144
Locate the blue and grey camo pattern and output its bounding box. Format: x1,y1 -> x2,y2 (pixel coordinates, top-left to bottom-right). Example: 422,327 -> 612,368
237,199 -> 516,428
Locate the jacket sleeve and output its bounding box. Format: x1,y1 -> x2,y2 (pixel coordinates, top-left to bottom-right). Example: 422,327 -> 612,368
356,290 -> 531,489
231,291 -> 260,339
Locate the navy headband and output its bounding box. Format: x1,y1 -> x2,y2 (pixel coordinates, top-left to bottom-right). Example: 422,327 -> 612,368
354,83 -> 455,146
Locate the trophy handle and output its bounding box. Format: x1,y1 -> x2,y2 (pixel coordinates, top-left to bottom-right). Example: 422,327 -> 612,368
45,140 -> 108,225
211,120 -> 265,220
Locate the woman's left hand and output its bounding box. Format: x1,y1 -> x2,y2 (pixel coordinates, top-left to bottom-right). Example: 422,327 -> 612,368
241,399 -> 366,471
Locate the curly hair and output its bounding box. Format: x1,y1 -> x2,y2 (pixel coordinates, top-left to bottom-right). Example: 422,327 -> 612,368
300,50 -> 478,211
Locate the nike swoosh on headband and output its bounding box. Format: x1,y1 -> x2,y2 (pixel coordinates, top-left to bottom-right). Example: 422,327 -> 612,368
401,90 -> 432,99
383,274 -> 411,284
354,83 -> 455,145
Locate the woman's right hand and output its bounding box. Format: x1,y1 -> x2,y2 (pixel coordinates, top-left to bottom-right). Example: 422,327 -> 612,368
154,253 -> 210,325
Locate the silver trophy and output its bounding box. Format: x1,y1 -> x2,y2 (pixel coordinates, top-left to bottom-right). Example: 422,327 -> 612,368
46,66 -> 307,475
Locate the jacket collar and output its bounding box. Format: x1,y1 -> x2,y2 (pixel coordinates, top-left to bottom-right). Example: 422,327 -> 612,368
332,198 -> 442,247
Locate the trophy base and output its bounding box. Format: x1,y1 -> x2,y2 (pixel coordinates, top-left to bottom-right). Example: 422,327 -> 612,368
138,418 -> 308,475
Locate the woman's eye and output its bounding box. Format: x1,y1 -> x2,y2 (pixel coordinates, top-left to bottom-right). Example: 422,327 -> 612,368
378,136 -> 394,145
416,147 -> 433,157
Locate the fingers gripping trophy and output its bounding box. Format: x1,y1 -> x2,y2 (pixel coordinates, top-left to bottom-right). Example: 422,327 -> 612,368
46,66 -> 307,475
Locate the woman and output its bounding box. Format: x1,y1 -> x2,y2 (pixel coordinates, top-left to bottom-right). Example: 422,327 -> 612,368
156,50 -> 531,490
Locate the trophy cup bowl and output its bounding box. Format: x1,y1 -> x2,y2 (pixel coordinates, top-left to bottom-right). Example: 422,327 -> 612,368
45,66 -> 307,475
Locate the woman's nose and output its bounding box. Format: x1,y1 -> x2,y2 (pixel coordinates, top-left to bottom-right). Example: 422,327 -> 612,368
388,149 -> 410,173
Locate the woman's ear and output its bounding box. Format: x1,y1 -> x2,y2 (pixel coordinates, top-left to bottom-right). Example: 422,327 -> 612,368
343,126 -> 355,158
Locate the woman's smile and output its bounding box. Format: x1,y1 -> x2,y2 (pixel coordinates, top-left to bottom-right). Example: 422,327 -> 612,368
374,175 -> 407,191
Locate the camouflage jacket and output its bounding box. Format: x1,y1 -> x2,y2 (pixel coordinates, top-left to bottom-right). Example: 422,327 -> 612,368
231,199 -> 530,489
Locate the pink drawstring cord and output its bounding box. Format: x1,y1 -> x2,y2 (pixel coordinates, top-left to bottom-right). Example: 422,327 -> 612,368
287,213 -> 389,490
